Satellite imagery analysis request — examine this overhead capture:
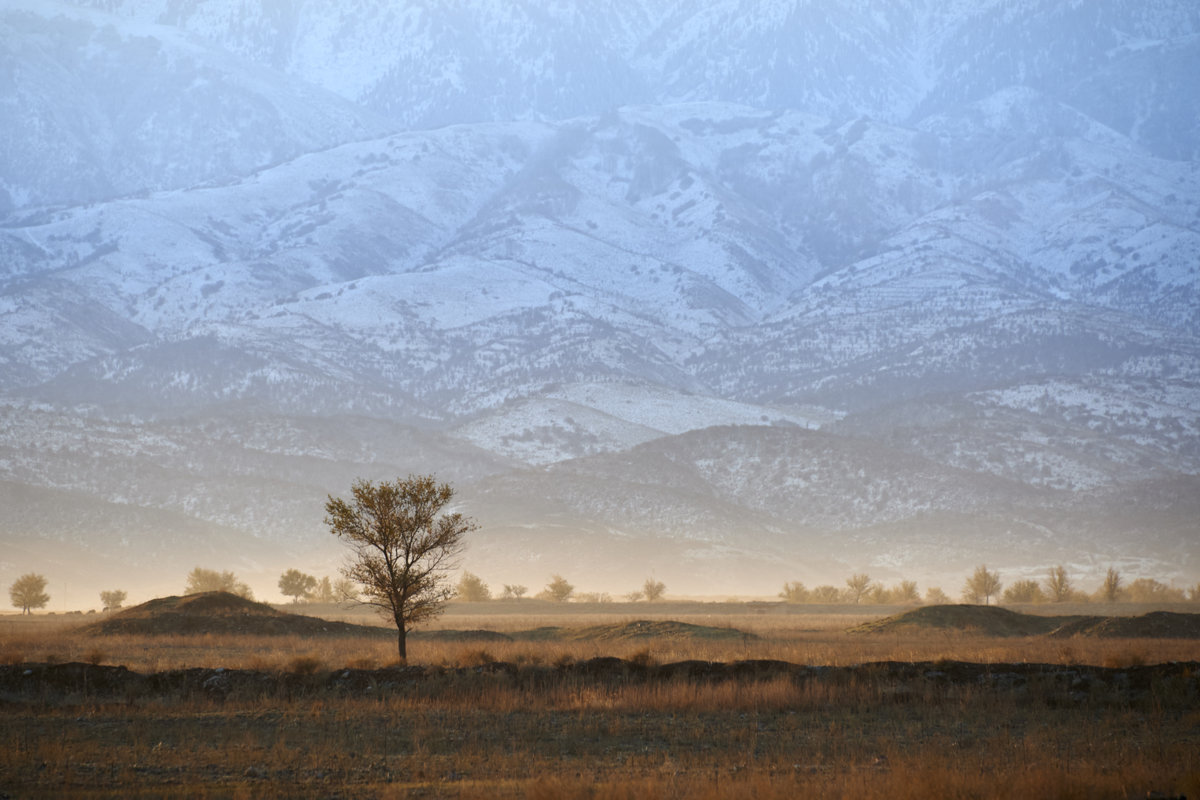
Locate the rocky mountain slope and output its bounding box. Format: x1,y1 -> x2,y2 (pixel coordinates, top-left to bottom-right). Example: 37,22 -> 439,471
0,0 -> 1197,605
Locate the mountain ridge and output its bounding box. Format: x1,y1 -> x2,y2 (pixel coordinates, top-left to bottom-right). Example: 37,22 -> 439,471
1,0 -> 1197,605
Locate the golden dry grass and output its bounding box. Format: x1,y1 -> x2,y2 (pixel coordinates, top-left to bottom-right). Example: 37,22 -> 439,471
3,604 -> 1199,798
3,605 -> 1198,672
5,671 -> 1198,799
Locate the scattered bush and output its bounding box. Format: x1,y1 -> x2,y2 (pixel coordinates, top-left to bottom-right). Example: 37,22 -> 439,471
1125,578 -> 1186,603
924,587 -> 950,605
779,581 -> 809,603
100,589 -> 127,611
1003,579 -> 1044,604
642,578 -> 666,602
186,567 -> 253,599
810,585 -> 842,603
539,575 -> 575,603
457,648 -> 497,667
456,571 -> 492,602
287,655 -> 325,675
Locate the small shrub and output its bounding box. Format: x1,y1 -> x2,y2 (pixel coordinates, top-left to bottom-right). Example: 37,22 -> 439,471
84,648 -> 106,666
248,655 -> 279,672
287,655 -> 324,675
513,651 -> 544,667
458,648 -> 497,667
628,648 -> 657,669
1102,650 -> 1146,669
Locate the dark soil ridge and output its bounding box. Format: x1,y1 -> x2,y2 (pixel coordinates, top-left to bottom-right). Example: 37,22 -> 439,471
848,605 -> 1200,638
2,659 -> 1196,703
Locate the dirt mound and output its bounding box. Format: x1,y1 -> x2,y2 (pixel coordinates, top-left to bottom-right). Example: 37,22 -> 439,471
410,629 -> 513,642
79,592 -> 392,638
411,620 -> 756,643
851,606 -> 1200,639
1048,611 -> 1200,639
562,620 -> 756,642
848,605 -> 1081,637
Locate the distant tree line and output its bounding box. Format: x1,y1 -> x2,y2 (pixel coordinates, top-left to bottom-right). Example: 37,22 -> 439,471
6,560 -> 1199,616
276,569 -> 358,604
779,575 -> 923,605
446,573 -> 668,604
777,565 -> 1200,606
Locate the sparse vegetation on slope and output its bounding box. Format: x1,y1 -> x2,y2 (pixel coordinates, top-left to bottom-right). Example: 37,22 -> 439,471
848,605 -> 1200,639
78,592 -> 393,639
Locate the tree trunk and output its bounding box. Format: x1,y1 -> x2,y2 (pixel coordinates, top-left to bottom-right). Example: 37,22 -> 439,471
396,618 -> 407,663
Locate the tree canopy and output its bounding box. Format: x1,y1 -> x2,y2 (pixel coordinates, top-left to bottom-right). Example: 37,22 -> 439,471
100,589 -> 127,611
185,567 -> 253,599
455,571 -> 492,602
10,573 -> 49,614
962,565 -> 1002,605
279,569 -> 318,603
325,475 -> 476,662
540,574 -> 574,603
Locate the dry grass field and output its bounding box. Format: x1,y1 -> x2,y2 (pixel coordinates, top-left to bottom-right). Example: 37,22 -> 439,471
2,600 -> 1198,799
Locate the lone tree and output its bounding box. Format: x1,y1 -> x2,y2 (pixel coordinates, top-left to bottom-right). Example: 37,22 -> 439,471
1045,565 -> 1073,603
845,573 -> 872,604
540,574 -> 574,602
963,564 -> 1002,605
894,580 -> 921,604
1099,567 -> 1122,602
278,569 -> 318,603
10,573 -> 49,614
325,475 -> 476,662
100,589 -> 127,611
642,578 -> 666,602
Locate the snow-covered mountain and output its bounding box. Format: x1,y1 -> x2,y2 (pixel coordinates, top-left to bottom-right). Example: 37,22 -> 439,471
1,0 -> 1197,605
54,0 -> 1200,159
0,0 -> 387,211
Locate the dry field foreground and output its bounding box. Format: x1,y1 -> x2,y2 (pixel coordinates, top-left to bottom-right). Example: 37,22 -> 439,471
2,602 -> 1199,799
